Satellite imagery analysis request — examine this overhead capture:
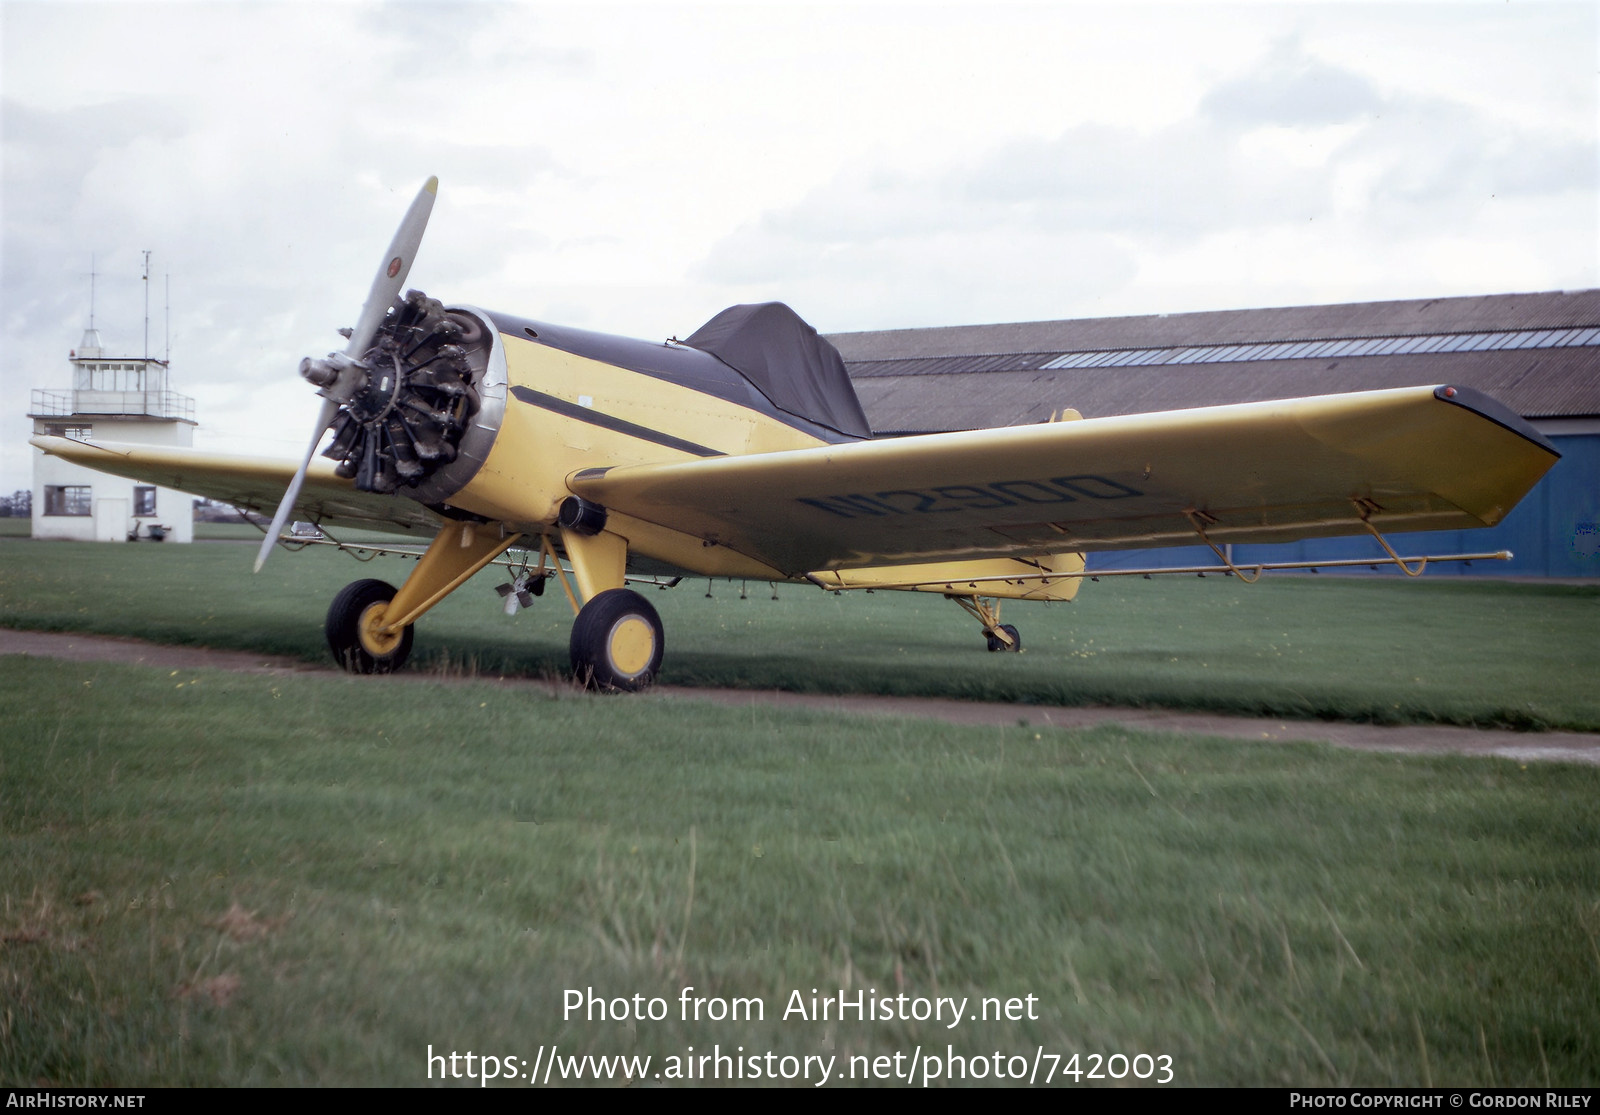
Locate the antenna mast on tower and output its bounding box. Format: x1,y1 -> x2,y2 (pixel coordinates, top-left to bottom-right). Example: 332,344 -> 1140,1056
142,250 -> 152,360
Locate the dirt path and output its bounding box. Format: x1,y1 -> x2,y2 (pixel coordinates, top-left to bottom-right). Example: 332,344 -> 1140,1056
5,627 -> 1598,765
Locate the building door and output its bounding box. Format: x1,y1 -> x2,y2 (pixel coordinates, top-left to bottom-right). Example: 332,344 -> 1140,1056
94,497 -> 129,542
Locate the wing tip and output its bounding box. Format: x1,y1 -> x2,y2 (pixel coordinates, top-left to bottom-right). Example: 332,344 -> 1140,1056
1433,385 -> 1560,458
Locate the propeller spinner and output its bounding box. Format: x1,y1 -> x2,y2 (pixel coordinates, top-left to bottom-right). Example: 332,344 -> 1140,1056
254,177 -> 441,572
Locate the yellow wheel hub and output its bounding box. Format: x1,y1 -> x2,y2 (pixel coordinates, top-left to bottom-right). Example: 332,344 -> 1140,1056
606,616 -> 657,677
358,601 -> 404,657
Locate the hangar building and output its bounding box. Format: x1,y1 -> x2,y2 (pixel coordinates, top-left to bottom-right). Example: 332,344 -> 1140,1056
828,290 -> 1600,579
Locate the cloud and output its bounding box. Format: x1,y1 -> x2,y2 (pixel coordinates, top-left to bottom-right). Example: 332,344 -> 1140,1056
1201,36 -> 1383,127
695,36 -> 1596,329
358,0 -> 591,78
2,4 -> 1593,490
1350,96 -> 1596,215
1,97 -> 194,255
700,220 -> 1141,331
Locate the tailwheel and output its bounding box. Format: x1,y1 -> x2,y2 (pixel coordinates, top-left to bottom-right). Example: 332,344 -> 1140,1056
948,593 -> 1022,653
986,623 -> 1022,653
570,588 -> 665,692
327,578 -> 414,674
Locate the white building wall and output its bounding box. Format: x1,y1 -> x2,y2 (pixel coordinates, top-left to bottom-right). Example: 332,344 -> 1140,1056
31,418 -> 197,543
89,417 -> 193,448
31,448 -> 96,541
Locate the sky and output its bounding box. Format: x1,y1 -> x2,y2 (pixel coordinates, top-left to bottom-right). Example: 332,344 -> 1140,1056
2,0 -> 1596,494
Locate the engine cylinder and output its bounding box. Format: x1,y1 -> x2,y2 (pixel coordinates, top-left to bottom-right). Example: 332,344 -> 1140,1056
320,289 -> 491,495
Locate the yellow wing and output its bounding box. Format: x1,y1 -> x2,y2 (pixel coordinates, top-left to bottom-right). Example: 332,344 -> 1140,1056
28,436 -> 441,537
568,385 -> 1559,577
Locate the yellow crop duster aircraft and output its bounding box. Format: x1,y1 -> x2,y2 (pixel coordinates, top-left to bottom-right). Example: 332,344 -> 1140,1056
33,179 -> 1561,690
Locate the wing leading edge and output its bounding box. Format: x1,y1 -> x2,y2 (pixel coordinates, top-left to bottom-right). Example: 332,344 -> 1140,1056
28,436 -> 441,536
568,385 -> 1560,577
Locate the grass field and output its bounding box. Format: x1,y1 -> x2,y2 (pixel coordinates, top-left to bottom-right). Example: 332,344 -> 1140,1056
1,537 -> 1596,730
2,537 -> 1597,1087
189,521 -> 418,544
3,656 -> 1597,1087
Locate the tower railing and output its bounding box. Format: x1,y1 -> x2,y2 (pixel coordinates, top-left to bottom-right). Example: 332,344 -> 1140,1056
29,388 -> 196,423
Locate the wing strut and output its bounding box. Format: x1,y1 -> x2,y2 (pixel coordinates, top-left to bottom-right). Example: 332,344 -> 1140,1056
947,594 -> 1018,650
1353,498 -> 1428,577
1184,500 -> 1434,581
1183,510 -> 1264,583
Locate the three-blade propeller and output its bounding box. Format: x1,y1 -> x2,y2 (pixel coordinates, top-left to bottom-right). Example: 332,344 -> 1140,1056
254,176 -> 439,573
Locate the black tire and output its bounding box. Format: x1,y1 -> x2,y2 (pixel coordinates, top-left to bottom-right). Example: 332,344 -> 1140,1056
326,579 -> 414,674
986,624 -> 1022,653
569,588 -> 665,692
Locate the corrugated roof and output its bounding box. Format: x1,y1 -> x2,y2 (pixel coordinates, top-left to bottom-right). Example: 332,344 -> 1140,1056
829,290 -> 1600,429
830,289 -> 1600,360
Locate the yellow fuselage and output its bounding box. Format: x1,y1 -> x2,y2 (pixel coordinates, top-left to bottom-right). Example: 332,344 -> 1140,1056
444,326 -> 1084,598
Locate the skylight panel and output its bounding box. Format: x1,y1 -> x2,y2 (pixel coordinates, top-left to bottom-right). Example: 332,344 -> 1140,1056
1012,323 -> 1600,374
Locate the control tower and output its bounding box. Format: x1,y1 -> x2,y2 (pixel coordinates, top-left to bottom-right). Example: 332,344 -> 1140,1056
28,322 -> 198,542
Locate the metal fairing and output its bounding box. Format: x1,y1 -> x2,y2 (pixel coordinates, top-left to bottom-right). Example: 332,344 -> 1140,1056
406,306 -> 509,506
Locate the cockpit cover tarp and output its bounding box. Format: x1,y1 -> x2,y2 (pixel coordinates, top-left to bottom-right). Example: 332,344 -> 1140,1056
684,302 -> 873,439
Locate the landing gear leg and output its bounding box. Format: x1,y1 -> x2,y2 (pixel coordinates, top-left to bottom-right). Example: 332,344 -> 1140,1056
947,594 -> 1022,653
325,520 -> 521,674
556,526 -> 668,691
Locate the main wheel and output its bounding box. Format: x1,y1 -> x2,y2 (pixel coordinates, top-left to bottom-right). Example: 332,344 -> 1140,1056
570,588 -> 665,692
326,579 -> 414,674
985,624 -> 1022,653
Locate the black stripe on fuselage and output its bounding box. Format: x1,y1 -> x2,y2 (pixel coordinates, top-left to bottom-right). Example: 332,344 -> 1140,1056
484,309 -> 863,446
510,386 -> 726,458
